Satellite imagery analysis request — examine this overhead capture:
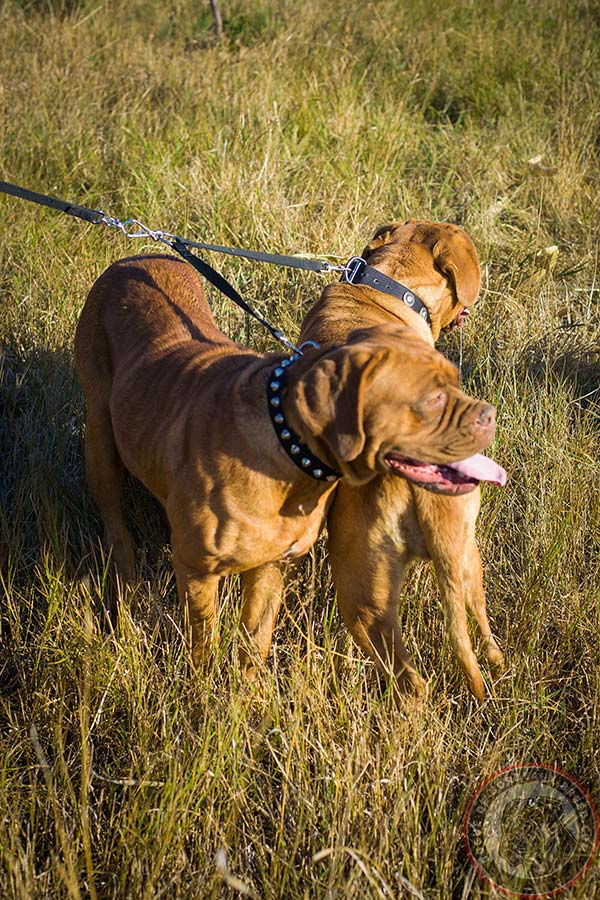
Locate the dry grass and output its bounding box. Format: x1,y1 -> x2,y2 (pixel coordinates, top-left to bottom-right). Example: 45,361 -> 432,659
1,0 -> 599,897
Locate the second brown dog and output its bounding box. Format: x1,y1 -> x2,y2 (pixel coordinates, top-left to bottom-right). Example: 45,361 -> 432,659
300,221 -> 506,701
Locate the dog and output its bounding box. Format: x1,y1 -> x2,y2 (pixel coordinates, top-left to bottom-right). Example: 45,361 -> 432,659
299,221 -> 506,701
75,252 -> 501,679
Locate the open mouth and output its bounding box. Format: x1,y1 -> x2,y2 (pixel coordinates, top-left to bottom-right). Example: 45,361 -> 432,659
446,308 -> 470,331
384,452 -> 507,495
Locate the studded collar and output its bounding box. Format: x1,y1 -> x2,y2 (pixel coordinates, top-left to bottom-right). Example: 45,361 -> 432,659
267,354 -> 341,483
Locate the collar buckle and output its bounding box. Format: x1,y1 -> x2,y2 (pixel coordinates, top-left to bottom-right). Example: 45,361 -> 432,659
343,256 -> 367,284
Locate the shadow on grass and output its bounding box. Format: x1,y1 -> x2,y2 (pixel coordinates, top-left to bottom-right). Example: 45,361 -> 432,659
0,343 -> 171,577
523,332 -> 600,419
0,342 -> 178,692
439,323 -> 600,425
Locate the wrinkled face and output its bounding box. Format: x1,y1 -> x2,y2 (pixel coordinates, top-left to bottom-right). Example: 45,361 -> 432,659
287,326 -> 504,494
358,338 -> 497,494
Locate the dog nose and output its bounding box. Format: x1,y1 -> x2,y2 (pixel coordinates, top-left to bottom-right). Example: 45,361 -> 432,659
476,403 -> 496,429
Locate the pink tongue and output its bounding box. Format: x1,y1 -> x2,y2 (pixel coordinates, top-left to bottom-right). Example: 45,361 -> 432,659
446,453 -> 507,487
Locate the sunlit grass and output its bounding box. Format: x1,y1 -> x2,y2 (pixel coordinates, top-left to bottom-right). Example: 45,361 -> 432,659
1,0 -> 599,897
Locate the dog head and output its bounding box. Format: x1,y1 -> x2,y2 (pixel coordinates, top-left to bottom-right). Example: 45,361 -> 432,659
285,325 -> 505,490
361,220 -> 481,338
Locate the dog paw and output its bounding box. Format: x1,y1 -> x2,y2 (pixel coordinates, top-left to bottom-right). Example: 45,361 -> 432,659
482,636 -> 505,670
395,667 -> 428,701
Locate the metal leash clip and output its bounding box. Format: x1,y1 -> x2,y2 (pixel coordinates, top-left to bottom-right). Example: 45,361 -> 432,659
316,260 -> 348,275
272,330 -> 303,355
95,215 -> 176,246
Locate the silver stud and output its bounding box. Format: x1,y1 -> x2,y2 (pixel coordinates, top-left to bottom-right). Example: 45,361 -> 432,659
270,381 -> 280,391
270,397 -> 280,407
274,413 -> 284,424
313,469 -> 323,478
275,367 -> 283,377
281,359 -> 291,368
291,444 -> 300,454
281,429 -> 291,440
420,307 -> 428,318
404,292 -> 415,306
301,457 -> 311,467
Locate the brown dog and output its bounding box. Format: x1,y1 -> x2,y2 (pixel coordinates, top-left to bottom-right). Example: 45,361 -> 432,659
299,221 -> 506,701
75,252 -> 500,678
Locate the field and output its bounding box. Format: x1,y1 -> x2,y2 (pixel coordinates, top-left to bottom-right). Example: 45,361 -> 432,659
1,0 -> 599,897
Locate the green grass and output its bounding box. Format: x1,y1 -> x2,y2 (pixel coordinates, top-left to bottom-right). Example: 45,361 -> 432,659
1,0 -> 599,897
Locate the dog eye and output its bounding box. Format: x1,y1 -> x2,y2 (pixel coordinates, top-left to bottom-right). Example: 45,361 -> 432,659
423,391 -> 446,407
413,391 -> 447,418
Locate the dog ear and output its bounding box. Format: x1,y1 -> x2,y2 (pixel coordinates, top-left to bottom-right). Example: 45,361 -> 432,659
290,348 -> 380,462
361,223 -> 400,261
432,232 -> 481,307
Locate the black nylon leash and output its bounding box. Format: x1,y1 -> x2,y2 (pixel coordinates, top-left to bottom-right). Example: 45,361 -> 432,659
171,239 -> 301,352
0,180 -> 104,224
171,235 -> 329,272
0,179 -> 325,353
0,180 -> 336,273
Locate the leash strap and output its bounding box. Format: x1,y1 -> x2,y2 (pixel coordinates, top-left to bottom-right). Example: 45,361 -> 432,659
0,180 -> 104,224
171,240 -> 302,353
0,179 -> 307,353
0,180 -> 432,338
0,180 -> 338,274
171,236 -> 330,272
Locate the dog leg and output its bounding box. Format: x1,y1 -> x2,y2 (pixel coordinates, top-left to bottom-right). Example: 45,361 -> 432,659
328,486 -> 426,698
336,585 -> 427,699
415,491 -> 486,701
83,404 -> 135,585
239,562 -> 284,679
172,552 -> 219,670
463,538 -> 505,669
433,563 -> 485,701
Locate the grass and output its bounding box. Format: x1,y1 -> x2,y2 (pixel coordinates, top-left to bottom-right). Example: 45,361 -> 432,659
1,0 -> 599,896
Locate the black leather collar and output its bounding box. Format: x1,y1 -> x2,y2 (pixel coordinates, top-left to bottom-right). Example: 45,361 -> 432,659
343,256 -> 431,326
267,354 -> 341,483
